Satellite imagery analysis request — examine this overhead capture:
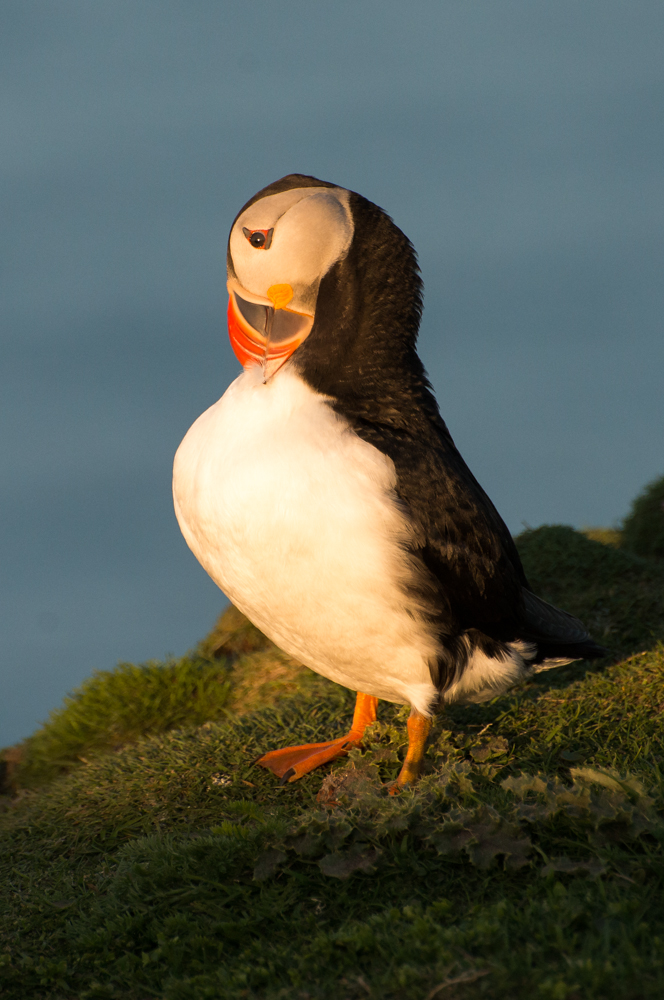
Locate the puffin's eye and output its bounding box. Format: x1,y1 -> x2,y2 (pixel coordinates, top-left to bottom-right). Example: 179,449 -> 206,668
242,227 -> 273,250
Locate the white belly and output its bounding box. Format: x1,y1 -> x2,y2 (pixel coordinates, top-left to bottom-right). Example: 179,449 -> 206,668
172,366 -> 439,714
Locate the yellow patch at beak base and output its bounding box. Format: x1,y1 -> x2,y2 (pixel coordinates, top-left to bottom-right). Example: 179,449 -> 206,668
266,283 -> 294,310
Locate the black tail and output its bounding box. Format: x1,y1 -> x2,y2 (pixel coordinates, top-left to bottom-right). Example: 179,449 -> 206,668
520,589 -> 609,663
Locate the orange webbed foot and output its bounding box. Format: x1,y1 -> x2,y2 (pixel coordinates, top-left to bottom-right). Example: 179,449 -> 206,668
255,692 -> 378,784
256,735 -> 360,783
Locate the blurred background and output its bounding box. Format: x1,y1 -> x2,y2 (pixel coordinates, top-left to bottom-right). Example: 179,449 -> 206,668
2,1 -> 663,745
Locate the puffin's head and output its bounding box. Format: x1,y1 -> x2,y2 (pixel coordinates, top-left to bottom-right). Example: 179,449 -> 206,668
227,175 -> 355,380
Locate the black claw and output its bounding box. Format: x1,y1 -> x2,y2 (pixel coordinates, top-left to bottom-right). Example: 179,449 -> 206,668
280,767 -> 296,785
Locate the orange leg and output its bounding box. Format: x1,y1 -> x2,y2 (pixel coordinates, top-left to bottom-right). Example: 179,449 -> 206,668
389,709 -> 432,794
256,692 -> 378,783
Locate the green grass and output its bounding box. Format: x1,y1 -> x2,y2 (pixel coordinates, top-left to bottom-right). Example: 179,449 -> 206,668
2,525 -> 664,999
516,525 -> 664,657
580,471 -> 664,561
621,473 -> 664,560
5,657 -> 233,791
3,606 -> 316,793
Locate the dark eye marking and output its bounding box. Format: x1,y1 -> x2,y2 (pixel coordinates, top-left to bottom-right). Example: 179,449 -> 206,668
242,227 -> 273,250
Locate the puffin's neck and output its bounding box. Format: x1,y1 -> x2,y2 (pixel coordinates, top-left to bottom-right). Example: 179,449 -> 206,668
291,193 -> 441,433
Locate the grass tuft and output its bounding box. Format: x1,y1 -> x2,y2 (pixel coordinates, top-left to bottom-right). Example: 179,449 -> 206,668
6,657 -> 232,790
621,472 -> 664,560
2,607 -> 321,794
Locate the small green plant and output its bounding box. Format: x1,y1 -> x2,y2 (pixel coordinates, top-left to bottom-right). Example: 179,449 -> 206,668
622,472 -> 664,559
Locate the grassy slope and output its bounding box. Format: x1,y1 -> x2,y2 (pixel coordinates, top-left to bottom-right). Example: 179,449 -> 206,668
1,528 -> 664,1000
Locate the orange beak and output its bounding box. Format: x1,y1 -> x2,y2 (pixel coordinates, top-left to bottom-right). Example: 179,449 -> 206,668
227,284 -> 313,380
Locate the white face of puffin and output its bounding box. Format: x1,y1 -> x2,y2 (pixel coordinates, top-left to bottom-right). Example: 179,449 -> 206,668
227,186 -> 353,380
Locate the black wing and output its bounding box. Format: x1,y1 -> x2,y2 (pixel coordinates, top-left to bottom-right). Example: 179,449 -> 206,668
340,393 -> 606,662
346,398 -> 529,639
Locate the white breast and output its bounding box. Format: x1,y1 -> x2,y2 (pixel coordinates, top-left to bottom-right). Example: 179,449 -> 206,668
172,366 -> 439,715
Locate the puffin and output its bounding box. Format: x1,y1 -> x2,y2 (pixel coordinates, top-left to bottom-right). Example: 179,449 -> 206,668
173,173 -> 606,791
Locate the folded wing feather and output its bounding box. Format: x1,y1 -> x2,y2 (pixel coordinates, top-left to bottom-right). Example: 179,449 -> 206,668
521,590 -> 591,645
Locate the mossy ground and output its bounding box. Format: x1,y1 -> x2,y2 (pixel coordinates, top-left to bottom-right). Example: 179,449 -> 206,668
2,526 -> 664,999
